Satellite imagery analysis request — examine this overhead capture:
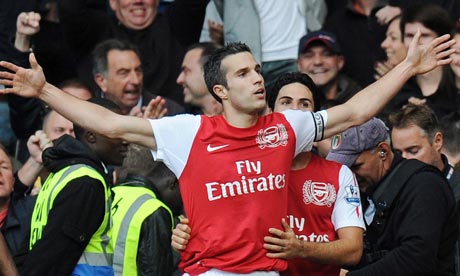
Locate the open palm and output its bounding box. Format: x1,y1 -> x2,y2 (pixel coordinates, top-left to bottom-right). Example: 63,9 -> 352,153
406,30 -> 456,75
0,53 -> 46,98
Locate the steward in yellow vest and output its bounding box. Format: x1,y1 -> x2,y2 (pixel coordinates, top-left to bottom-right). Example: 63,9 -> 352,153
112,145 -> 183,276
23,99 -> 128,276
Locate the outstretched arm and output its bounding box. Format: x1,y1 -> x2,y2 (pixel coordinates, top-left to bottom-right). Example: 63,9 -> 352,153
323,30 -> 456,139
0,54 -> 156,149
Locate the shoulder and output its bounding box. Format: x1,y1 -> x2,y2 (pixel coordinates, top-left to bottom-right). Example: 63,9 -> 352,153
281,110 -> 326,129
61,174 -> 106,197
404,162 -> 451,197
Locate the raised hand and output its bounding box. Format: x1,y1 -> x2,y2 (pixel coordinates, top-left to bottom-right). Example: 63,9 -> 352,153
17,12 -> 41,36
27,130 -> 53,164
208,20 -> 224,46
15,12 -> 41,52
128,105 -> 143,118
0,53 -> 46,98
375,5 -> 401,25
405,30 -> 456,76
142,96 -> 167,119
407,96 -> 427,106
374,60 -> 394,80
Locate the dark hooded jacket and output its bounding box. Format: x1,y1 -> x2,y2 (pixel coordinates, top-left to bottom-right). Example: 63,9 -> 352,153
114,174 -> 175,276
20,134 -> 109,276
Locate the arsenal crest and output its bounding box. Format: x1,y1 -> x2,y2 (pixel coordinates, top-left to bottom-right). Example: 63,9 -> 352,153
303,180 -> 337,207
256,124 -> 288,149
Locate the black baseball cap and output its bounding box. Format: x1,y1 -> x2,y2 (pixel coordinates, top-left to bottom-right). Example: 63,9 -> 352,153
298,30 -> 342,55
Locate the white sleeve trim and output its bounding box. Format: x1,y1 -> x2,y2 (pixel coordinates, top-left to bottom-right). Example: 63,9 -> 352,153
282,109 -> 328,156
148,114 -> 201,178
332,165 -> 365,230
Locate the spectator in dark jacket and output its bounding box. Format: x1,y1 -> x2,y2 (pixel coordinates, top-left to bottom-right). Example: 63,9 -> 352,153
58,0 -> 208,105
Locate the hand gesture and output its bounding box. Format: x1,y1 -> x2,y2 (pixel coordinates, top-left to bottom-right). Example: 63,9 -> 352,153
0,53 -> 46,98
374,61 -> 394,80
263,218 -> 302,259
142,96 -> 167,119
375,5 -> 401,25
128,105 -> 143,118
208,20 -> 224,46
16,12 -> 41,36
405,30 -> 456,76
407,96 -> 427,106
27,130 -> 53,164
171,216 -> 191,251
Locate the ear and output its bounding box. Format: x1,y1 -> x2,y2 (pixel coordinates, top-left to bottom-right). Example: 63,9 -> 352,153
432,132 -> 443,152
296,59 -> 302,72
337,55 -> 345,71
84,131 -> 97,144
213,84 -> 228,101
378,142 -> 391,160
109,0 -> 118,11
95,73 -> 108,92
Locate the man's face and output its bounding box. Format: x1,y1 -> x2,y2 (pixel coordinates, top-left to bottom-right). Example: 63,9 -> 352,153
43,110 -> 75,140
155,177 -> 183,216
404,22 -> 438,47
177,48 -> 209,105
381,18 -> 407,66
93,108 -> 129,166
297,43 -> 344,86
273,82 -> 315,112
109,0 -> 159,30
97,50 -> 143,114
0,148 -> 14,199
94,133 -> 129,166
220,52 -> 266,114
391,124 -> 441,166
451,33 -> 460,80
350,149 -> 385,193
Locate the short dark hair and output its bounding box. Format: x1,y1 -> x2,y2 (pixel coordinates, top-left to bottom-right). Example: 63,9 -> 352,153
74,98 -> 121,140
187,42 -> 220,66
58,78 -> 90,91
118,144 -> 161,179
440,111 -> 460,156
389,103 -> 440,142
268,72 -> 322,112
401,4 -> 454,37
58,78 -> 93,98
0,142 -> 12,168
92,39 -> 141,77
204,42 -> 252,103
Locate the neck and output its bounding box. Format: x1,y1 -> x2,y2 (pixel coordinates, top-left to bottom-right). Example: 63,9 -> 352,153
434,154 -> 445,172
319,78 -> 339,100
416,67 -> 443,97
221,105 -> 260,128
291,152 -> 312,170
0,197 -> 10,213
201,96 -> 222,116
442,151 -> 460,169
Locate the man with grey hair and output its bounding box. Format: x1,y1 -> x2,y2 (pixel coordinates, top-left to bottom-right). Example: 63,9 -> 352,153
327,118 -> 458,275
58,0 -> 208,105
92,39 -> 184,117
